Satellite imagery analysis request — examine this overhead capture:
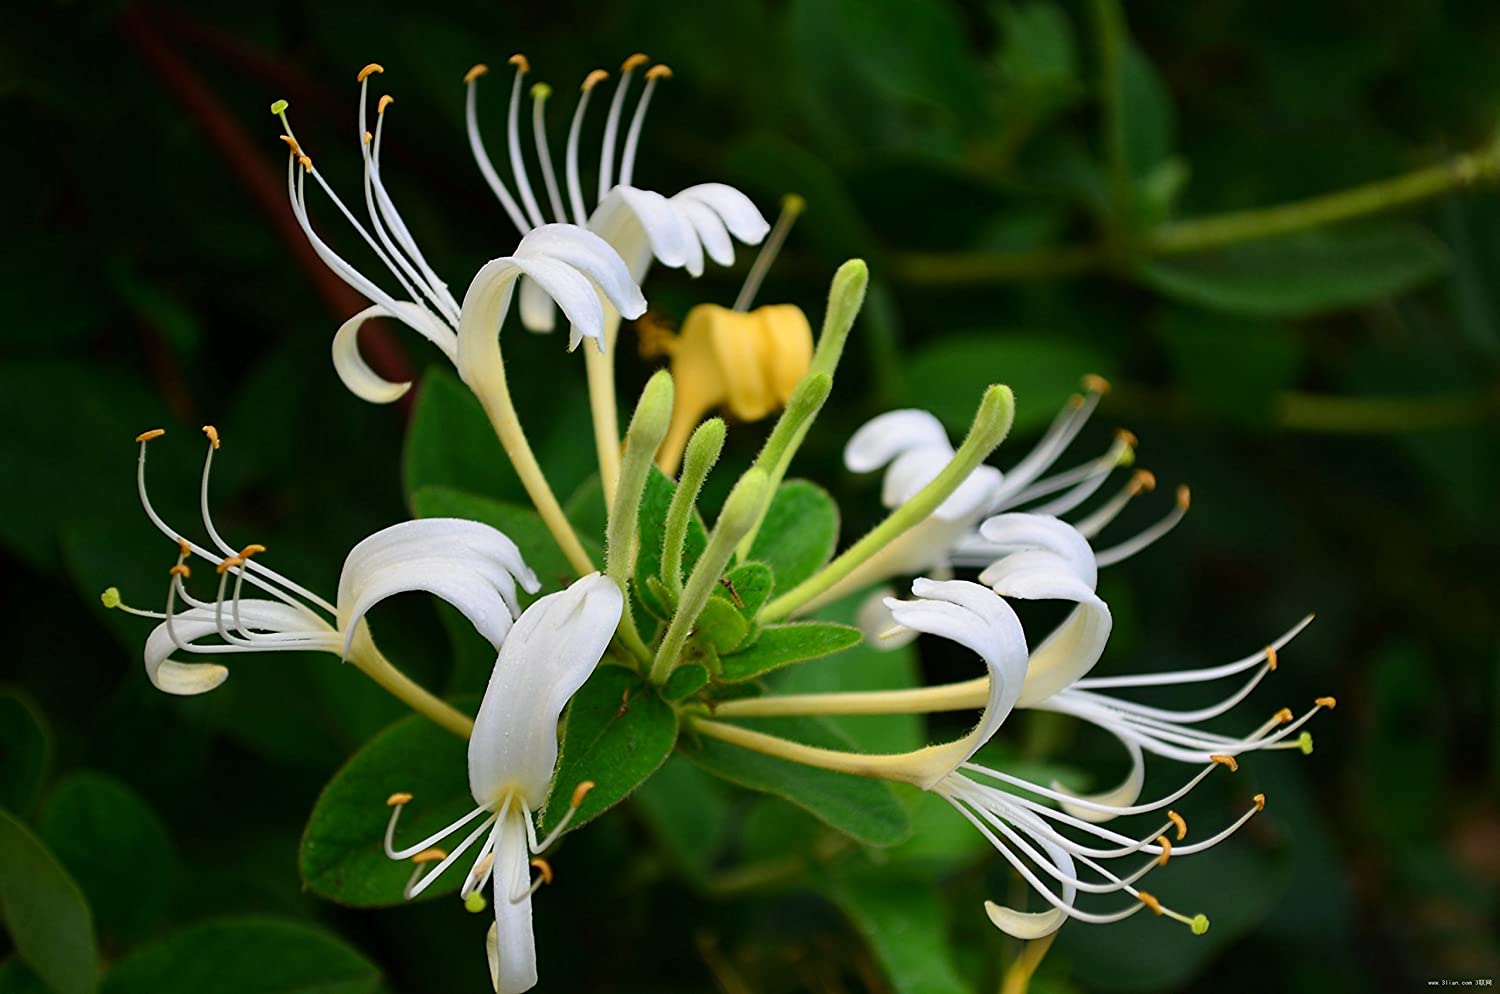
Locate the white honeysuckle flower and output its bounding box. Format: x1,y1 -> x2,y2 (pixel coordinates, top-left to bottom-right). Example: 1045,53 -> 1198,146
272,65 -> 645,404
836,379 -> 1188,634
463,54 -> 769,333
119,428 -> 537,694
383,573 -> 624,994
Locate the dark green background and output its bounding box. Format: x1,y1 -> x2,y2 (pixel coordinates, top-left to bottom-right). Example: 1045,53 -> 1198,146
3,0 -> 1497,992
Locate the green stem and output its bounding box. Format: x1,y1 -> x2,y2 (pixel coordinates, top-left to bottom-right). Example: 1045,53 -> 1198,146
1273,388 -> 1497,433
662,418 -> 727,598
760,385 -> 1015,623
889,137 -> 1500,286
1091,0 -> 1131,226
607,370 -> 675,664
649,469 -> 768,684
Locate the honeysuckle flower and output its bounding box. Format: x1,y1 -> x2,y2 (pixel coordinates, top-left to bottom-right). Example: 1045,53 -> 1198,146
383,573 -> 623,994
463,54 -> 769,333
832,379 -> 1187,630
272,64 -> 645,404
113,427 -> 535,734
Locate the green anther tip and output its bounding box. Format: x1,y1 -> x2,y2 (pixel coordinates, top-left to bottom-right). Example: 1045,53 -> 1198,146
1190,914 -> 1210,936
270,99 -> 289,116
781,192 -> 807,215
464,891 -> 488,913
1118,447 -> 1137,468
1297,731 -> 1314,755
100,587 -> 121,609
530,82 -> 552,100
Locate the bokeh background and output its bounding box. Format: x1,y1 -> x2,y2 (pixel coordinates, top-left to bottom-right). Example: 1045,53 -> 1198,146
3,1 -> 1498,992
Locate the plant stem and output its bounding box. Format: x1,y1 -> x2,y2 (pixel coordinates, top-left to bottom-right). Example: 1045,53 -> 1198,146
649,469 -> 768,684
889,137 -> 1500,286
584,315 -> 624,504
760,385 -> 1015,623
351,645 -> 473,738
662,418 -> 727,597
1091,0 -> 1131,226
1001,933 -> 1059,994
690,717 -> 924,785
608,370 -> 675,664
713,678 -> 986,719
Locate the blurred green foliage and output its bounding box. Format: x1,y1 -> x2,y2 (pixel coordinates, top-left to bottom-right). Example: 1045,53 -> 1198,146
3,0 -> 1498,992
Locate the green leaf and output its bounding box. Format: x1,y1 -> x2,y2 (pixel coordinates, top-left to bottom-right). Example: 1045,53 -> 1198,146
300,705 -> 475,907
563,474 -> 607,547
662,664 -> 710,702
1137,222 -> 1450,317
825,874 -> 972,994
903,334 -> 1113,435
0,690 -> 50,817
39,773 -> 174,945
715,562 -> 773,620
634,468 -> 707,618
632,756 -> 732,884
1154,308 -> 1302,425
684,716 -> 910,847
0,961 -> 51,994
748,481 -> 839,594
692,598 -> 751,655
0,810 -> 97,994
403,367 -> 517,504
719,622 -> 863,683
100,918 -> 381,994
541,666 -> 678,835
410,486 -> 599,598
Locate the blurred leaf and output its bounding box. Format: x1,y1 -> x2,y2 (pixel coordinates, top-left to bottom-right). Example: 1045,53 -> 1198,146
749,481 -> 839,595
996,2 -> 1079,94
411,485 -> 596,598
0,691 -> 50,817
685,715 -> 910,846
39,773 -> 174,946
825,873 -> 972,994
0,810 -> 97,994
1153,308 -> 1302,425
719,623 -> 864,682
1121,43 -> 1177,183
632,755 -> 733,884
1137,223 -> 1449,317
1364,642 -> 1444,844
100,918 -> 380,994
0,961 -> 51,994
903,334 -> 1114,440
403,367 -> 518,505
541,666 -> 678,835
300,706 -> 475,908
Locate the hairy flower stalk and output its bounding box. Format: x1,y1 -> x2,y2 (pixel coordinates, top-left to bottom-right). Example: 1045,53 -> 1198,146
113,427 -> 540,737
607,370 -> 676,661
466,54 -> 769,501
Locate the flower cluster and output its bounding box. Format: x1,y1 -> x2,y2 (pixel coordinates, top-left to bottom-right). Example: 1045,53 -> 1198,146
107,48 -> 1331,994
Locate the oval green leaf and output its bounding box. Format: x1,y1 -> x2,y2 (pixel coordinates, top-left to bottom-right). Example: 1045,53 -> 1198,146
719,622 -> 863,683
748,481 -> 839,594
0,810 -> 97,994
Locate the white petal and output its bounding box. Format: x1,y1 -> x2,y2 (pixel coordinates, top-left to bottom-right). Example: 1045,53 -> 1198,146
984,901 -> 1069,941
673,195 -> 735,268
673,183 -> 770,245
516,277 -> 557,334
844,409 -> 952,473
589,186 -> 699,276
978,513 -> 1098,590
143,599 -> 329,695
337,519 -> 538,655
331,302 -> 455,405
468,573 -> 623,805
516,224 -> 647,323
490,810 -> 537,994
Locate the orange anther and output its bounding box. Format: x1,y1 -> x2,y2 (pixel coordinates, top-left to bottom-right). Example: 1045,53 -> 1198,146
622,53 -> 649,72
215,555 -> 244,575
377,95 -> 394,113
464,64 -> 489,83
201,424 -> 220,448
1273,707 -> 1294,724
1176,485 -> 1192,510
177,537 -> 192,557
1138,891 -> 1164,915
570,780 -> 596,808
646,64 -> 673,80
239,544 -> 267,559
298,154 -> 313,172
508,54 -> 530,73
136,428 -> 166,443
1253,793 -> 1266,812
1129,469 -> 1157,495
1167,810 -> 1187,841
386,792 -> 413,807
278,135 -> 301,155
169,564 -> 191,578
581,69 -> 609,91
411,847 -> 447,864
1315,696 -> 1337,709
1156,835 -> 1172,866
1115,428 -> 1138,448
1210,754 -> 1239,772
1082,373 -> 1111,395
529,857 -> 553,885
363,131 -> 373,144
357,63 -> 384,82
1265,645 -> 1278,671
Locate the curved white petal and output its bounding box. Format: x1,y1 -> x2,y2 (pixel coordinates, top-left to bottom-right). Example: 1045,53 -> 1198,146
458,252 -> 598,381
490,811 -> 537,994
673,183 -> 770,246
673,196 -> 735,267
885,578 -> 1029,786
337,519 -> 538,656
978,513 -> 1098,590
144,599 -> 331,695
844,409 -> 952,473
516,224 -> 647,324
468,573 -> 624,805
981,809 -> 1077,939
331,302 -> 455,405
589,185 -> 697,278
516,277 -> 557,334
